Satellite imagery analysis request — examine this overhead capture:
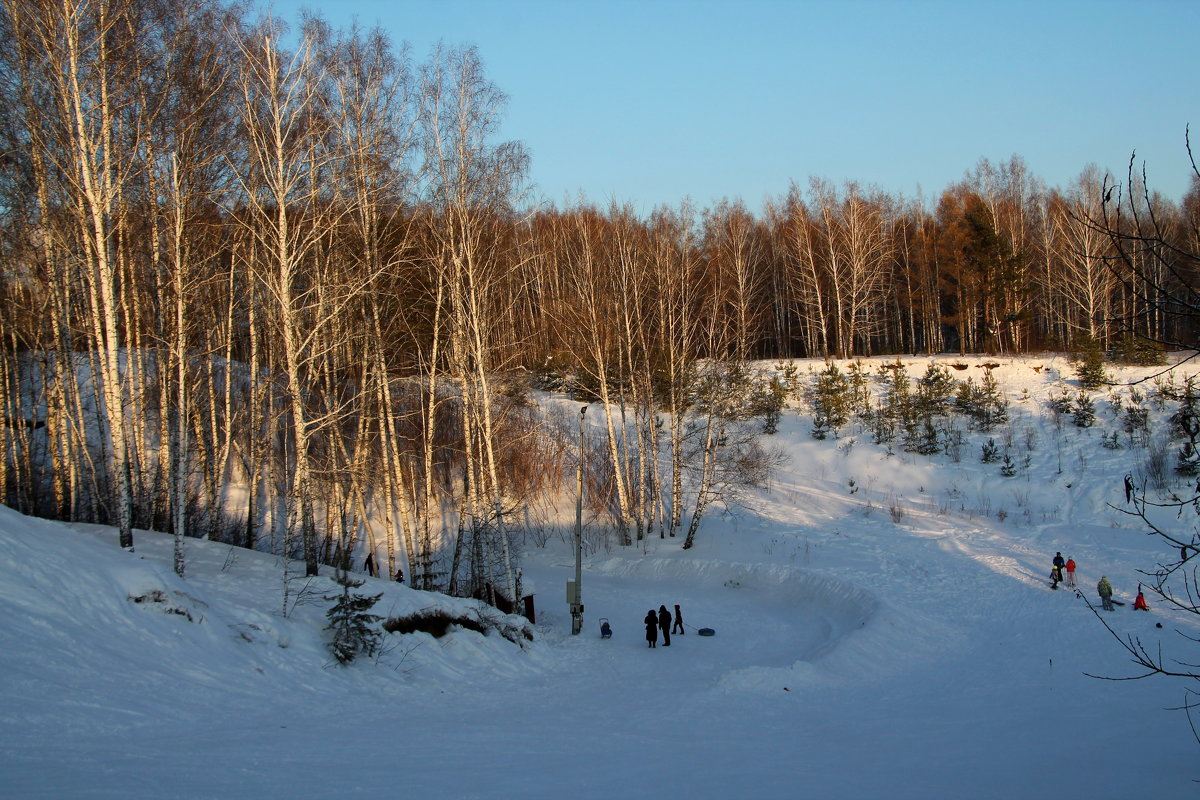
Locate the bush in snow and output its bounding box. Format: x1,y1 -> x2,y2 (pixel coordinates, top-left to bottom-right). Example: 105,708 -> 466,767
383,608 -> 533,644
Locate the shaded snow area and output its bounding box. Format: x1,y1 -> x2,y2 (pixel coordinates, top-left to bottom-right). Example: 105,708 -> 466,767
4,355 -> 1200,798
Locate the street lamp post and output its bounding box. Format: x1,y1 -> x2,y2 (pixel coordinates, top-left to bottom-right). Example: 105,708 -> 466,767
569,406 -> 586,634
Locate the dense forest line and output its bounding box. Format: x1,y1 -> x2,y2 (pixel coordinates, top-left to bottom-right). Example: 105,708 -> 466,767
2,0 -> 1197,607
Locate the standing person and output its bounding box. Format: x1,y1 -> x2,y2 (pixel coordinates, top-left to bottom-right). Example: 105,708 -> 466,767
1134,585 -> 1150,610
1051,552 -> 1065,588
672,604 -> 684,635
658,605 -> 671,646
364,552 -> 378,578
644,610 -> 658,648
1098,575 -> 1114,611
1065,556 -> 1077,588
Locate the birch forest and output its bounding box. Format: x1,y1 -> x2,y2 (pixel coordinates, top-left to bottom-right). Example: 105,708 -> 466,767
2,0 -> 1198,605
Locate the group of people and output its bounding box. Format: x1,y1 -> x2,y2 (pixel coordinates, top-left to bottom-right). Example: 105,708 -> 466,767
644,604 -> 684,647
1053,551 -> 1149,612
1050,552 -> 1076,589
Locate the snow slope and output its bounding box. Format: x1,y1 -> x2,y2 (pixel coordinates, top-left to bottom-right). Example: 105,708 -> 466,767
2,354 -> 1199,799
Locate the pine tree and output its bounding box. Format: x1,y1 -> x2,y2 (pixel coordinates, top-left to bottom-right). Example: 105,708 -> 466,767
1048,387 -> 1073,417
879,359 -> 913,428
954,377 -> 981,419
846,359 -> 873,419
755,374 -> 787,434
980,438 -> 1000,463
326,576 -> 384,665
915,364 -> 956,417
1122,391 -> 1150,444
1072,391 -> 1096,428
810,362 -> 850,439
1176,442 -> 1200,476
909,419 -> 941,455
999,453 -> 1017,477
1170,375 -> 1200,443
954,372 -> 1007,431
1111,332 -> 1166,366
1073,334 -> 1109,391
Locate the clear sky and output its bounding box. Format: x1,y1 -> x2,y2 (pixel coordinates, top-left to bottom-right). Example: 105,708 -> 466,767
265,0 -> 1198,213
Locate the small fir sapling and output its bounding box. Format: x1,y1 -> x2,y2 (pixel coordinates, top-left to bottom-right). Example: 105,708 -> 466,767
915,363 -> 956,418
846,359 -> 873,420
1072,334 -> 1108,391
810,362 -> 850,439
325,575 -> 383,665
1048,387 -> 1073,417
1072,392 -> 1096,428
999,453 -> 1017,477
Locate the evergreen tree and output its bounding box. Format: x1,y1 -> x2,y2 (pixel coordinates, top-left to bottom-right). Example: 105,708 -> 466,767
954,371 -> 1007,431
909,419 -> 942,455
774,360 -> 802,401
1072,391 -> 1096,428
810,361 -> 850,439
846,359 -> 873,419
1073,333 -> 1109,391
980,438 -> 1000,463
879,359 -> 914,427
1111,332 -> 1167,366
871,401 -> 896,444
1121,391 -> 1150,444
915,363 -> 957,418
325,576 -> 384,665
1048,387 -> 1073,417
752,373 -> 787,434
954,377 -> 981,419
1177,442 -> 1200,476
1170,375 -> 1200,443
999,453 -> 1017,477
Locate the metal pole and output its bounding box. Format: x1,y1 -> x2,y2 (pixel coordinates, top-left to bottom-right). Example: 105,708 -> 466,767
571,406 -> 586,634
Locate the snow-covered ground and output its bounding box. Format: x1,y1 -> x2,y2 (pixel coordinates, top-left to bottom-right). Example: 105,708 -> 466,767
3,354 -> 1200,798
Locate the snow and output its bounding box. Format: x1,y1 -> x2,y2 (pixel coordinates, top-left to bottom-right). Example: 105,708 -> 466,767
3,354 -> 1200,798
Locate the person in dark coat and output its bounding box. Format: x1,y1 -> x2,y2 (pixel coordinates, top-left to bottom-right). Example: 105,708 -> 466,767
1051,552 -> 1065,588
644,610 -> 658,648
672,604 -> 684,635
364,552 -> 378,578
658,605 -> 671,646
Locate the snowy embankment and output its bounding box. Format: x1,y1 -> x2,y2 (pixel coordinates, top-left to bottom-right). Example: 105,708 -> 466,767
4,353 -> 1200,798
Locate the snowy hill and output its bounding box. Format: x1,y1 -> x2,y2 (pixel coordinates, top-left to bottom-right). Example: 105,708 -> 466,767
3,353 -> 1200,799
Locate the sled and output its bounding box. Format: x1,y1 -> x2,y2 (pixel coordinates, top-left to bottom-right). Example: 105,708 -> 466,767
599,618 -> 612,639
697,627 -> 715,637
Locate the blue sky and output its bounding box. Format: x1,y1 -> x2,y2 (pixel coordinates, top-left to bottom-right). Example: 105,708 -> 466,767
266,0 -> 1198,213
